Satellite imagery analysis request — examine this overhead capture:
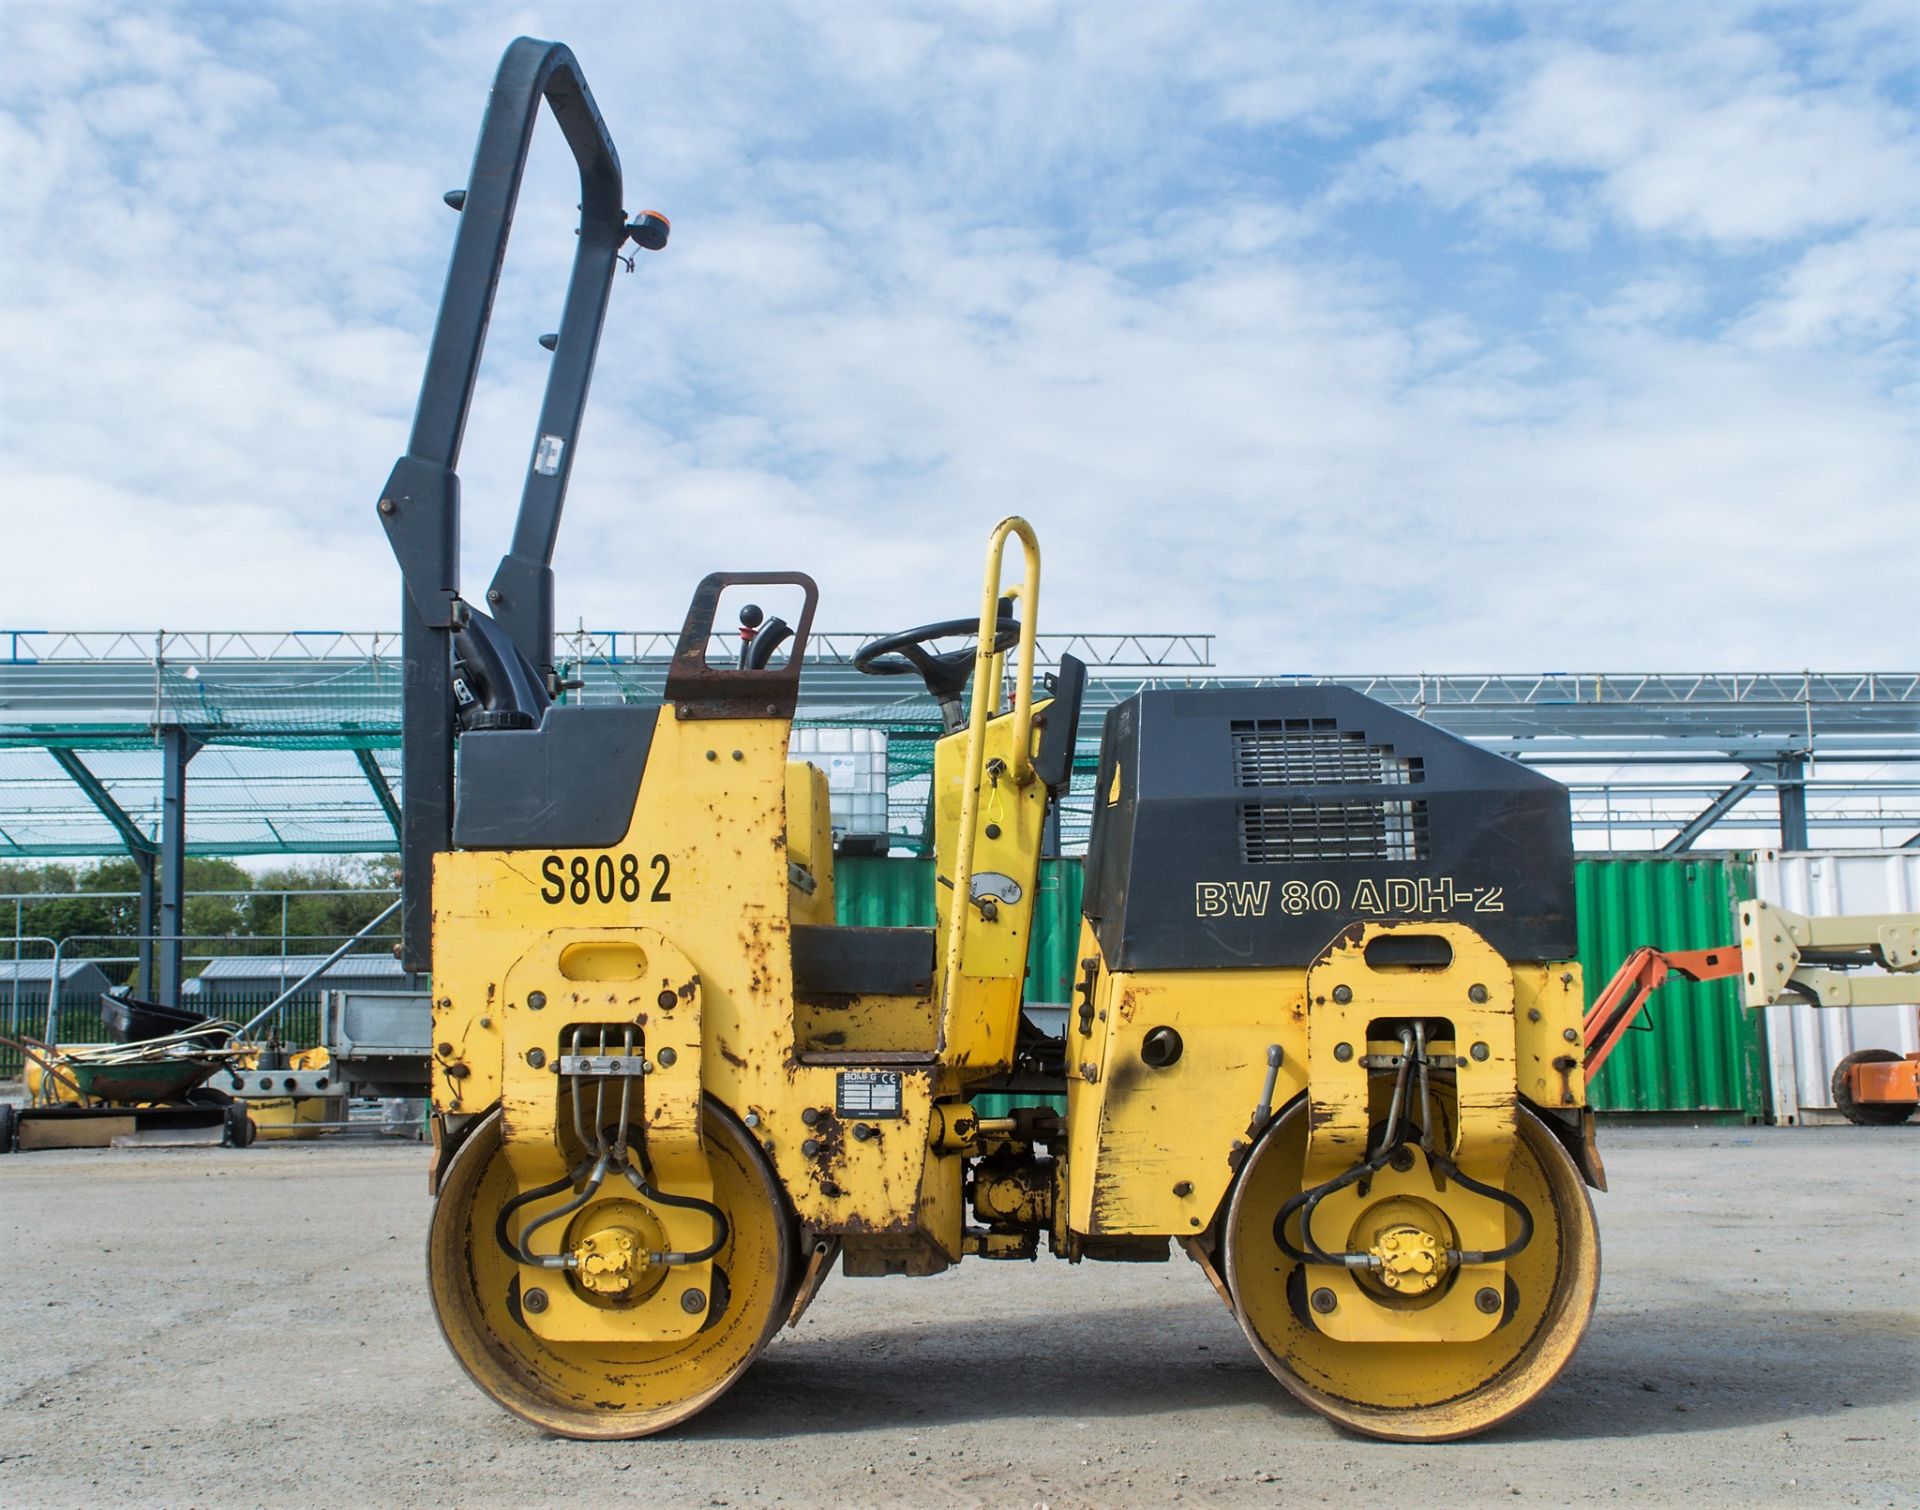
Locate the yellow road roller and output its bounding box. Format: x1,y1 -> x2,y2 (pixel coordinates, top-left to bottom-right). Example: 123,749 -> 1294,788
382,39 -> 1602,1441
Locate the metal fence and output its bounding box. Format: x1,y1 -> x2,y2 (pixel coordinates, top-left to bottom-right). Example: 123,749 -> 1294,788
0,907 -> 403,1078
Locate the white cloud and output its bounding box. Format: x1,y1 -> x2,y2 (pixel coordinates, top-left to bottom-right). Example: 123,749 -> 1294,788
1515,51 -> 1917,242
1735,227 -> 1920,349
1351,20 -> 1919,248
0,0 -> 1913,679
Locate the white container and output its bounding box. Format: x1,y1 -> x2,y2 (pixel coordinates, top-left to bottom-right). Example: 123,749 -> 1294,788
1753,849 -> 1920,1124
789,727 -> 890,844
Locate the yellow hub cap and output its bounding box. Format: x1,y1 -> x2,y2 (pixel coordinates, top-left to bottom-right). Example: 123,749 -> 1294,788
427,1102 -> 795,1439
1223,1102 -> 1599,1441
1370,1223 -> 1444,1296
568,1200 -> 671,1305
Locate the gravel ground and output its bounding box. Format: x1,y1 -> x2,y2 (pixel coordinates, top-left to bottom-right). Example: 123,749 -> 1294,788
0,1122 -> 1914,1508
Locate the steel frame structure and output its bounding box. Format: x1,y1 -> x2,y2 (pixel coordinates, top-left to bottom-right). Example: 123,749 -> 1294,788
3,629 -> 1917,996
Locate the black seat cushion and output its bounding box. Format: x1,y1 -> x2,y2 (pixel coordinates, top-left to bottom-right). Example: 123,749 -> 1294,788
791,926 -> 935,997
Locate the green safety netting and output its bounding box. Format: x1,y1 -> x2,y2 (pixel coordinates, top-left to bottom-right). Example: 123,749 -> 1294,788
1,650 -> 1101,859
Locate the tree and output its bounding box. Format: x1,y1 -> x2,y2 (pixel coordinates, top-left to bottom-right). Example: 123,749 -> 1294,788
1,856 -> 392,982
243,859 -> 400,950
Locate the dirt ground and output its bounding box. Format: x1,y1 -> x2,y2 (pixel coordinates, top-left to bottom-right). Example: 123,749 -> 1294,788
0,1122 -> 1913,1508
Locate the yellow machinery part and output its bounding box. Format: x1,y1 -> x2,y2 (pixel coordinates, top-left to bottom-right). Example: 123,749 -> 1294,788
248,1096 -> 329,1141
1064,924 -> 1587,1240
427,1100 -> 797,1440
783,760 -> 837,928
1222,1100 -> 1598,1442
23,1052 -> 86,1106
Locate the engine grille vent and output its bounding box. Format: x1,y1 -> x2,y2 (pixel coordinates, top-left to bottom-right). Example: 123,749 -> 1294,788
1239,800 -> 1430,864
1232,718 -> 1422,788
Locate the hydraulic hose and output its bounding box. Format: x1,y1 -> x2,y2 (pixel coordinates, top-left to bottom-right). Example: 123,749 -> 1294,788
494,1159 -> 595,1266
1273,1031 -> 1416,1268
1428,1150 -> 1535,1265
622,1142 -> 730,1266
1270,1027 -> 1535,1272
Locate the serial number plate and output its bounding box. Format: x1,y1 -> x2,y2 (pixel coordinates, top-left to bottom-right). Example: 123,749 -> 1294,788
538,852 -> 672,906
836,1071 -> 903,1118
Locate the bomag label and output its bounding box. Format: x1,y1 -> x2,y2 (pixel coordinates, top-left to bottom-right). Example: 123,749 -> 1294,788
1194,877 -> 1505,918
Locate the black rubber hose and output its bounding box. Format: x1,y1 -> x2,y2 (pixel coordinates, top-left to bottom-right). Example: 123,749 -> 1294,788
625,1141 -> 730,1265
1273,1038 -> 1418,1267
490,1130 -> 731,1271
1272,1142 -> 1398,1266
493,1161 -> 592,1264
1429,1150 -> 1535,1264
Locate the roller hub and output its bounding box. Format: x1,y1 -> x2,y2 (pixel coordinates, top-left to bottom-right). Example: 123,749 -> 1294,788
567,1199 -> 670,1303
1370,1223 -> 1444,1296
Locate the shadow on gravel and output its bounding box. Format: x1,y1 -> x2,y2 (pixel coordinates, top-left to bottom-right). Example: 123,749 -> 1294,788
1496,1303 -> 1920,1443
677,1297 -> 1920,1444
678,1296 -> 1264,1440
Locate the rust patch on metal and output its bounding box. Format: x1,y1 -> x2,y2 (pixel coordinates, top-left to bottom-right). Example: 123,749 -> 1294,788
1314,921 -> 1367,964
833,1209 -> 922,1237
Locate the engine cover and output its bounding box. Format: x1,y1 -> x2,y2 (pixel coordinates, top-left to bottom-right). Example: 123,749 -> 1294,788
1081,686 -> 1575,970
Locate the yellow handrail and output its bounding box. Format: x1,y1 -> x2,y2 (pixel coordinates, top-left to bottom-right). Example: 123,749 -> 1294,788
987,581 -> 1025,699
942,518 -> 1040,1014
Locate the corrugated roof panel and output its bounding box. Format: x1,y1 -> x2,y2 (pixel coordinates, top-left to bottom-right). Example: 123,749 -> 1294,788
0,959 -> 115,984
190,953 -> 414,981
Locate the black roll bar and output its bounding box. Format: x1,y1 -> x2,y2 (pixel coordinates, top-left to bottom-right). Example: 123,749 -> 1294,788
379,37 -> 657,972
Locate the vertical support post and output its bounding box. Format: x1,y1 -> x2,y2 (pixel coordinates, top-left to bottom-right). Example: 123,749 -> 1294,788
46,745 -> 162,997
158,726 -> 200,1006
135,850 -> 156,996
9,897 -> 19,1045
1776,754 -> 1809,851
398,599 -> 454,973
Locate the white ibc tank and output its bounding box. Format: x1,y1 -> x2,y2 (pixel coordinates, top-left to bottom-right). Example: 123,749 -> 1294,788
789,727 -> 891,851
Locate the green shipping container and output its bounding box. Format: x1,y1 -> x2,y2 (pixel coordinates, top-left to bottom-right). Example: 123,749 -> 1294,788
1576,854 -> 1764,1119
832,854 -> 1763,1119
832,856 -> 1084,1003
833,856 -> 1080,1119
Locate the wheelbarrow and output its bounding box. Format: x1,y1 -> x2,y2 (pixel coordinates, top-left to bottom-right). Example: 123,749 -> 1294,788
0,1035 -> 253,1153
62,1054 -> 223,1105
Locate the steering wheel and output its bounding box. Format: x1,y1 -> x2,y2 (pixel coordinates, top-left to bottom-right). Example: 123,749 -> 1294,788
852,614 -> 1020,705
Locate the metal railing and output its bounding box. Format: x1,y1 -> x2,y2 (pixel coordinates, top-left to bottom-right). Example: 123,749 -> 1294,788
0,911 -> 408,1079
0,627 -> 1218,670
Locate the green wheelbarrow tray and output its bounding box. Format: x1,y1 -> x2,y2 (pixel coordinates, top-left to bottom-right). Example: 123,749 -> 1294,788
63,1055 -> 223,1105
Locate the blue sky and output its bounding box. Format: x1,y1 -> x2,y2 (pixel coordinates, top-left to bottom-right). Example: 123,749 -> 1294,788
1,1 -> 1914,672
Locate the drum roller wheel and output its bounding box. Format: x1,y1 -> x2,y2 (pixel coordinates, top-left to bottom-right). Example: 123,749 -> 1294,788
427,1099 -> 796,1438
1223,1100 -> 1599,1441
